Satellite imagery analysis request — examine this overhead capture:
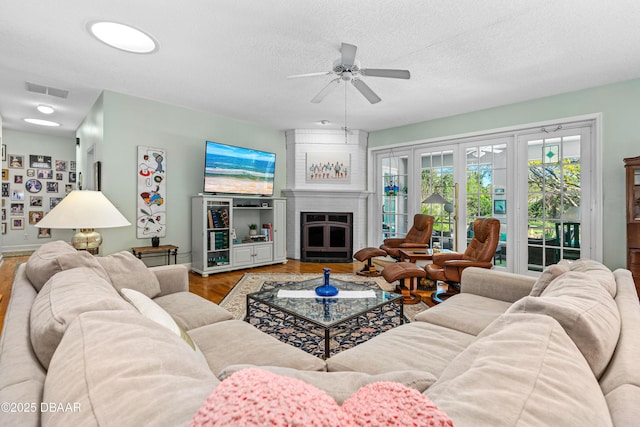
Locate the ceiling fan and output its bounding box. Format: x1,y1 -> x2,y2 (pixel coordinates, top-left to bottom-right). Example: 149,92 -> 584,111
288,42 -> 410,104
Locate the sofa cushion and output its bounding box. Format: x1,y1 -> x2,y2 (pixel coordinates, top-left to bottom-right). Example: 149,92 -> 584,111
25,241 -> 109,291
427,313 -> 613,427
29,267 -> 135,369
121,288 -> 206,363
153,291 -> 233,331
218,364 -> 437,404
508,271 -> 620,378
188,320 -> 326,376
529,262 -> 570,297
414,293 -> 511,336
565,258 -> 617,297
42,310 -> 219,427
326,322 -> 475,377
192,367 -> 453,427
97,250 -> 161,298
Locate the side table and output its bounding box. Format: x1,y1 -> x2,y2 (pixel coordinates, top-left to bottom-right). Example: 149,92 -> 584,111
131,245 -> 179,265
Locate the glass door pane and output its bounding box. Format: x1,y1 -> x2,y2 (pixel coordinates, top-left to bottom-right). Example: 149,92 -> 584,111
381,154 -> 408,240
465,142 -> 509,268
420,150 -> 455,250
526,135 -> 581,271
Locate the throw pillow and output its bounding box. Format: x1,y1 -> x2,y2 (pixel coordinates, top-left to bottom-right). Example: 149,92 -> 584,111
30,267 -> 135,369
98,251 -> 161,298
529,262 -> 570,297
25,240 -> 79,291
508,271 -> 620,378
120,288 -> 206,364
191,367 -> 453,427
218,364 -> 437,404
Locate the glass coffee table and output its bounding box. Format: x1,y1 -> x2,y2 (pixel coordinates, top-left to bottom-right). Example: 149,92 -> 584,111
246,276 -> 403,359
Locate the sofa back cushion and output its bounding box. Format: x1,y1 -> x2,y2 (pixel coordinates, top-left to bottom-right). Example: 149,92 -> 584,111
529,262 -> 570,297
42,310 -> 218,427
564,258 -> 617,297
508,271 -> 620,379
25,241 -> 109,291
97,251 -> 161,298
30,267 -> 135,369
427,313 -> 613,427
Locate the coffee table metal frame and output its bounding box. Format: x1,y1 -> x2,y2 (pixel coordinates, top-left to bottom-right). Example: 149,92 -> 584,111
246,276 -> 403,359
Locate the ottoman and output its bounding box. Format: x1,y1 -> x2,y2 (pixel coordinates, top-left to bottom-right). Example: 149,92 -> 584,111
353,247 -> 387,277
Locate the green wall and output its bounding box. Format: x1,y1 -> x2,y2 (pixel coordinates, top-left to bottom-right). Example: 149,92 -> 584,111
370,78 -> 640,270
78,91 -> 286,259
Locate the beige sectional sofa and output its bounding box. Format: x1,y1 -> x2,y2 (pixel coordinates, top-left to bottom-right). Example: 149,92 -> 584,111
1,240 -> 639,426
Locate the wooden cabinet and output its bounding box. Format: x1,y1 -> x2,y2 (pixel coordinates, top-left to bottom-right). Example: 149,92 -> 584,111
624,156 -> 640,295
191,195 -> 287,276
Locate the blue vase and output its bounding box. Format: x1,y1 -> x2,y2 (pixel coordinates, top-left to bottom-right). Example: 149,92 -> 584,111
315,268 -> 339,296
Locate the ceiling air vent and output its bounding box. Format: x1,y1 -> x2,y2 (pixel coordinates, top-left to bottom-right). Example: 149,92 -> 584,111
25,82 -> 69,99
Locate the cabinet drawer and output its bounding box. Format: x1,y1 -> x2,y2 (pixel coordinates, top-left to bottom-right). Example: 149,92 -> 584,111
630,250 -> 640,264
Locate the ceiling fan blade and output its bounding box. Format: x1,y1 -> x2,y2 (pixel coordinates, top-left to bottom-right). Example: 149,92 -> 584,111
311,78 -> 340,103
351,79 -> 381,104
287,71 -> 332,79
341,42 -> 357,66
361,68 -> 410,79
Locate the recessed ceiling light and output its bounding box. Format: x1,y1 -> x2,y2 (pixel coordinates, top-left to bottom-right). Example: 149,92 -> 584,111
37,104 -> 55,115
87,21 -> 158,54
24,118 -> 61,127
319,120 -> 330,125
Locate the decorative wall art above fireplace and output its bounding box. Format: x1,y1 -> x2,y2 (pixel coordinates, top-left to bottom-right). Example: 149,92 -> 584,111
305,152 -> 350,184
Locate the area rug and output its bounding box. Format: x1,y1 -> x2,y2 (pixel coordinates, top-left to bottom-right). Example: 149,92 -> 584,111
219,273 -> 429,358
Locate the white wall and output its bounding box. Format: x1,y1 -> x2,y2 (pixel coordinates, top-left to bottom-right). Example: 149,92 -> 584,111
1,129 -> 76,252
77,91 -> 286,260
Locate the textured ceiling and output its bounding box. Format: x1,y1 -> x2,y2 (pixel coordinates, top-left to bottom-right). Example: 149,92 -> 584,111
2,0 -> 640,137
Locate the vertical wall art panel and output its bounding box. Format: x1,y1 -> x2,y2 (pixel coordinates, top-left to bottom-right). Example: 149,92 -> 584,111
136,146 -> 166,238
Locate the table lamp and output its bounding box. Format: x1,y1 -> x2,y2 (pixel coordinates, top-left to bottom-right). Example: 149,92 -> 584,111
35,190 -> 130,254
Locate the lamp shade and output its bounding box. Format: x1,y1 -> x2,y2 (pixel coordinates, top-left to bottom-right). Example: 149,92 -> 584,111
422,192 -> 449,205
35,190 -> 130,229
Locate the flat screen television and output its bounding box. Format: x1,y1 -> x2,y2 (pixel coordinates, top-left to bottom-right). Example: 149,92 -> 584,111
203,140 -> 276,196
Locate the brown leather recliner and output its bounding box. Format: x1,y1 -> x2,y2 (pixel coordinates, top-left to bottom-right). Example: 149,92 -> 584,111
380,214 -> 434,259
427,217 -> 500,303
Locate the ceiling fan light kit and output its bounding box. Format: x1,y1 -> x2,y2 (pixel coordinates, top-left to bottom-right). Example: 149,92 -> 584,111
289,42 -> 410,104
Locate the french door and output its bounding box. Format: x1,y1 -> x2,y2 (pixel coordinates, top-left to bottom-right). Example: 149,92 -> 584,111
372,118 -> 599,276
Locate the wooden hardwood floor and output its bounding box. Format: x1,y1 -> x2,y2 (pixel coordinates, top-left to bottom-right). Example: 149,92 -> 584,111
0,256 -> 364,333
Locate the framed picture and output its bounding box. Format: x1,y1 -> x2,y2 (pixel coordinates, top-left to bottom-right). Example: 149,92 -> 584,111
2,169 -> 8,181
69,171 -> 77,183
46,182 -> 59,193
37,169 -> 53,179
70,160 -> 76,171
30,155 -> 52,169
14,175 -> 23,184
1,144 -> 5,162
11,189 -> 24,201
56,173 -> 63,181
29,210 -> 43,224
49,197 -> 62,209
10,203 -> 24,216
305,152 -> 351,184
8,155 -> 24,168
1,208 -> 5,220
26,169 -> 35,177
1,223 -> 5,235
11,218 -> 24,230
26,179 -> 42,193
65,184 -> 73,194
30,196 -> 42,207
55,160 -> 67,171
37,227 -> 51,239
1,183 -> 8,197
494,199 -> 506,215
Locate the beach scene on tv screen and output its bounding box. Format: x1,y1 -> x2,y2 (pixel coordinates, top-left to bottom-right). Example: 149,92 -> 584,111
204,142 -> 275,195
